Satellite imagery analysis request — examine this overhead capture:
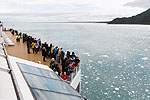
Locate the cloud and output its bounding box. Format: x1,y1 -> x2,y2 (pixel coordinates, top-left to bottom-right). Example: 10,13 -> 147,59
0,12 -> 119,22
0,0 -> 146,21
125,0 -> 150,9
0,0 -> 133,12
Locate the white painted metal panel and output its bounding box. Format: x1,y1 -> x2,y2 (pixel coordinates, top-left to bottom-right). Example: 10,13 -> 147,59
0,48 -> 4,56
4,37 -> 14,46
0,44 -> 3,49
3,32 -> 14,46
70,70 -> 81,89
0,38 -> 4,44
0,57 -> 9,70
8,56 -> 35,100
0,71 -> 17,100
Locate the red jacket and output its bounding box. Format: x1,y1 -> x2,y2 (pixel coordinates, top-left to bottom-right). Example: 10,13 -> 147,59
61,74 -> 69,80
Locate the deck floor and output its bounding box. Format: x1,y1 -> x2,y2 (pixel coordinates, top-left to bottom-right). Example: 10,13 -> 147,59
5,31 -> 61,70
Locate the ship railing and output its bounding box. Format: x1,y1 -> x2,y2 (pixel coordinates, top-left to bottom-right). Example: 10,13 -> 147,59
67,65 -> 80,82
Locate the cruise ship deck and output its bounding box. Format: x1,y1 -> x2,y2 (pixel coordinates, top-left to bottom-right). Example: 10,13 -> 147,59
5,30 -> 57,67
0,25 -> 85,100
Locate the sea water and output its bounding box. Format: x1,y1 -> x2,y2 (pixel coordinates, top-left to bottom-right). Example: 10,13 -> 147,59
4,22 -> 150,100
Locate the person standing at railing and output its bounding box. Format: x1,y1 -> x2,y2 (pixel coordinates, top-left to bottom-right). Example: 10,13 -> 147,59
50,58 -> 57,70
51,45 -> 54,58
64,64 -> 74,76
61,72 -> 69,80
31,42 -> 36,53
34,43 -> 39,54
60,49 -> 65,65
74,56 -> 80,66
37,38 -> 41,50
54,46 -> 58,60
27,38 -> 31,54
70,55 -> 76,62
42,47 -> 47,62
57,48 -> 62,63
16,35 -> 21,42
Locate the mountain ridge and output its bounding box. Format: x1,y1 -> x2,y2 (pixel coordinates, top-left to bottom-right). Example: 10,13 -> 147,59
108,8 -> 150,24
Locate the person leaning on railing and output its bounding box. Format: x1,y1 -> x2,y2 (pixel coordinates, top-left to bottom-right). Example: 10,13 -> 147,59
50,58 -> 61,76
61,72 -> 69,80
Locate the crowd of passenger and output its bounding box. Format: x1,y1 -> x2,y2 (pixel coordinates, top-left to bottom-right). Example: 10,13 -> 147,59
10,29 -> 80,80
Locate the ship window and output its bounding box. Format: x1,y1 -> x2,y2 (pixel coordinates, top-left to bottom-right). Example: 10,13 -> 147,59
18,63 -> 61,80
32,89 -> 85,100
24,73 -> 80,96
18,63 -> 85,100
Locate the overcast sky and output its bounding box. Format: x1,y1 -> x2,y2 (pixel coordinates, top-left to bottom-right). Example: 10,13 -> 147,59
0,0 -> 149,22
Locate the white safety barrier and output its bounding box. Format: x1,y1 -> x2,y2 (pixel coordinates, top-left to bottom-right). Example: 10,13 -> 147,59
3,32 -> 14,46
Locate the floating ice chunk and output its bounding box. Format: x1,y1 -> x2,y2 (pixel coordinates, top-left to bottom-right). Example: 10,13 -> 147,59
118,66 -> 122,68
131,91 -> 135,94
145,49 -> 148,51
100,55 -> 109,58
115,87 -> 119,91
82,52 -> 91,56
141,57 -> 148,60
115,53 -> 120,55
122,86 -> 125,88
114,76 -> 118,79
89,66 -> 92,69
85,82 -> 88,84
140,66 -> 144,68
85,76 -> 88,78
96,77 -> 100,80
145,89 -> 149,92
87,54 -> 91,57
98,61 -> 103,64
82,52 -> 89,55
111,85 -> 114,88
118,95 -> 121,97
113,91 -> 116,93
88,60 -> 93,62
102,82 -> 105,84
104,92 -> 108,95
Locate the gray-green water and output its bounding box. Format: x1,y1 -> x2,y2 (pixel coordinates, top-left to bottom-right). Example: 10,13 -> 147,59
4,22 -> 150,100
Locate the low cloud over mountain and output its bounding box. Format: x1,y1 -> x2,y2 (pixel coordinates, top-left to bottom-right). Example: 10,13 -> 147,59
125,0 -> 150,9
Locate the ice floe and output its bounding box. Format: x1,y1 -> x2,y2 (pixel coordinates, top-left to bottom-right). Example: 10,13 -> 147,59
145,89 -> 149,92
140,66 -> 145,68
104,92 -> 108,95
115,53 -> 120,55
118,95 -> 121,97
115,87 -> 120,91
85,82 -> 88,84
96,77 -> 100,80
82,52 -> 91,56
88,60 -> 93,62
141,57 -> 148,60
100,55 -> 109,58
